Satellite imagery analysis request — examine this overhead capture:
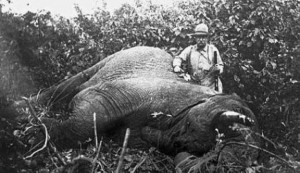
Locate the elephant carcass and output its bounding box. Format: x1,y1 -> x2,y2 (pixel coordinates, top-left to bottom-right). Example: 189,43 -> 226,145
30,46 -> 259,156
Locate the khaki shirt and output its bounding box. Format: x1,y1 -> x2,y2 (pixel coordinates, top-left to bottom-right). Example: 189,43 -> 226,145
173,44 -> 224,79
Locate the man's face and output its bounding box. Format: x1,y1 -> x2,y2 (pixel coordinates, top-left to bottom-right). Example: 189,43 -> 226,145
194,35 -> 208,48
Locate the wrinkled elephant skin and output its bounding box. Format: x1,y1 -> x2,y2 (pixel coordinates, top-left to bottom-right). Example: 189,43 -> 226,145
36,46 -> 259,156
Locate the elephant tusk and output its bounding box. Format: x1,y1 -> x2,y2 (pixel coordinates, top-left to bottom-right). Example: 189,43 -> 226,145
219,111 -> 255,126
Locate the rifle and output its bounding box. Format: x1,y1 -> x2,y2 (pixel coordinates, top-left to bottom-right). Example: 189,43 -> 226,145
213,51 -> 219,91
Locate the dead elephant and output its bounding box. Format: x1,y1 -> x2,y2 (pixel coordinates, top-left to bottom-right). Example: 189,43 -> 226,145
22,46 -> 259,160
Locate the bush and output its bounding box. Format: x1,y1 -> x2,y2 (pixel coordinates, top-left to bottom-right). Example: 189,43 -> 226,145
0,0 -> 300,172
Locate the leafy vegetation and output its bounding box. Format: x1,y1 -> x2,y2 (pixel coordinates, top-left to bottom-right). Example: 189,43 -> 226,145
1,0 -> 300,172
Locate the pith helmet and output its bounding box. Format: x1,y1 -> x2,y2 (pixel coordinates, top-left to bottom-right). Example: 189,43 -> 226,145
189,23 -> 209,36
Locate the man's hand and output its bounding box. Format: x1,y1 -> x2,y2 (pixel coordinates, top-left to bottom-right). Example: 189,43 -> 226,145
183,74 -> 191,81
179,73 -> 191,81
173,66 -> 183,73
211,64 -> 223,74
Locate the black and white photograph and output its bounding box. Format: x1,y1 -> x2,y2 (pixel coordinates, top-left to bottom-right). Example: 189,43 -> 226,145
1,0 -> 300,172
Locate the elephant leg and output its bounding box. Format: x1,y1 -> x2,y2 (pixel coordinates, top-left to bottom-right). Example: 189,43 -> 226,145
39,89 -> 124,149
38,116 -> 95,149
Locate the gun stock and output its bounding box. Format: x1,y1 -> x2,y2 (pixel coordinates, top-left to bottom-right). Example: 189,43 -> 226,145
213,51 -> 219,92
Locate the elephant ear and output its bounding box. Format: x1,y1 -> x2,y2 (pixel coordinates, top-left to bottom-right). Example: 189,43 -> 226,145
160,83 -> 218,117
118,77 -> 219,124
91,77 -> 218,116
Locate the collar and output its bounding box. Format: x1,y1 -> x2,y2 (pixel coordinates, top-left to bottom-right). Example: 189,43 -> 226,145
194,44 -> 208,52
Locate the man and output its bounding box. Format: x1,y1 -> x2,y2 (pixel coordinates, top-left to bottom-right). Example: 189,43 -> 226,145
173,23 -> 224,93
